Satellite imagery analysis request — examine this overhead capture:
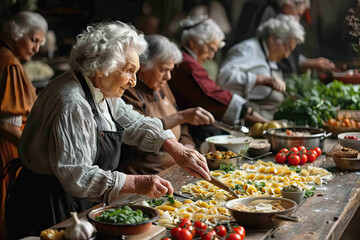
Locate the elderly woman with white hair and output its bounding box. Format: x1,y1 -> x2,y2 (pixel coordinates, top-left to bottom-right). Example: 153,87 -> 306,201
169,16 -> 268,146
0,11 -> 47,240
120,34 -> 215,174
5,22 -> 210,239
218,14 -> 304,120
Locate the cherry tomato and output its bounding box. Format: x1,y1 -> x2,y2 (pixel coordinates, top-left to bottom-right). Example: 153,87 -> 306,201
306,150 -> 317,163
201,230 -> 217,240
279,148 -> 289,155
177,228 -> 193,240
178,218 -> 192,228
297,146 -> 306,153
289,147 -> 299,154
226,233 -> 242,240
314,147 -> 322,156
194,221 -> 207,236
275,152 -> 287,163
171,227 -> 182,238
214,225 -> 227,237
288,154 -> 300,166
310,149 -> 318,159
233,226 -> 246,239
299,154 -> 307,165
186,225 -> 195,236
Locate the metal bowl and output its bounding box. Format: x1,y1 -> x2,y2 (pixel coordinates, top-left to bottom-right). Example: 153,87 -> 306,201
205,154 -> 242,170
87,204 -> 159,237
225,197 -> 299,229
264,127 -> 331,153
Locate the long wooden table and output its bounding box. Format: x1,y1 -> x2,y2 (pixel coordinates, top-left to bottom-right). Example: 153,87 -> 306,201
53,138 -> 360,239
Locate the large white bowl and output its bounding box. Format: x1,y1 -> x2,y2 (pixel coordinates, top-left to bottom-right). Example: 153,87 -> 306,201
205,135 -> 253,154
338,132 -> 360,151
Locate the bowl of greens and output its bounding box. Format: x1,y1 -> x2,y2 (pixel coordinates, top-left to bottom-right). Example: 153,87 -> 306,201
87,204 -> 159,236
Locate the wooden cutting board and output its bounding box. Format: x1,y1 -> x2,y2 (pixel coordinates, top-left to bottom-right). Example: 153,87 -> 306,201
127,225 -> 166,240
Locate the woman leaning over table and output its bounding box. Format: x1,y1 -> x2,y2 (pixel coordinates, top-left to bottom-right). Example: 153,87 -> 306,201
169,15 -> 268,146
120,34 -> 215,174
5,21 -> 210,240
0,11 -> 47,240
218,14 -> 305,120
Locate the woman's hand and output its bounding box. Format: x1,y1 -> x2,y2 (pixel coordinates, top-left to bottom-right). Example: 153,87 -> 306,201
162,138 -> 211,181
180,107 -> 215,126
122,175 -> 174,199
300,57 -> 336,72
256,75 -> 286,92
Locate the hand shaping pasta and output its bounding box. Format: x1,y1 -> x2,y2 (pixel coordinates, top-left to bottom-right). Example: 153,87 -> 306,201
163,138 -> 211,181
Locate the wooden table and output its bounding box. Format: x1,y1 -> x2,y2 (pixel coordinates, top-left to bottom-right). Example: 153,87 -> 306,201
53,138 -> 360,239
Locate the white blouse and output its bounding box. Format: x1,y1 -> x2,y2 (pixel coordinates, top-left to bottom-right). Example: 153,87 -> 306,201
18,71 -> 175,203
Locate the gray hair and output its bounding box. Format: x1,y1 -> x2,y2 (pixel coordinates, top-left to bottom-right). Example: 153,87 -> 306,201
140,35 -> 182,70
277,0 -> 310,9
179,15 -> 225,49
69,21 -> 148,77
256,14 -> 305,43
3,11 -> 48,41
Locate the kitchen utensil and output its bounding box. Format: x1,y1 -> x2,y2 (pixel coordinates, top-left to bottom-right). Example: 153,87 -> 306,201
87,204 -> 159,237
337,132 -> 360,151
264,127 -> 331,153
243,151 -> 272,161
205,154 -> 242,170
209,175 -> 238,198
212,120 -> 249,137
205,135 -> 253,154
225,197 -> 300,229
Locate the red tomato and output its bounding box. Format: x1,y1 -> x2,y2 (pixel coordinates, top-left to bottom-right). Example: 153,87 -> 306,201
171,227 -> 182,238
201,230 -> 217,240
214,225 -> 227,237
178,218 -> 192,228
226,233 -> 242,240
186,225 -> 195,236
289,147 -> 299,154
279,148 -> 289,155
306,150 -> 317,163
194,221 -> 207,236
299,154 -> 307,165
275,152 -> 287,163
161,238 -> 171,240
297,146 -> 306,153
288,154 -> 300,166
233,226 -> 246,240
310,149 -> 318,159
314,147 -> 322,156
177,228 -> 193,240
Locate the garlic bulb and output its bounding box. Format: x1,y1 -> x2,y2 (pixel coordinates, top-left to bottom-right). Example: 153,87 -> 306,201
64,212 -> 95,240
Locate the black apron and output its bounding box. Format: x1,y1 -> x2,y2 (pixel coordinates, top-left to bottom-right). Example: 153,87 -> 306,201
6,71 -> 124,240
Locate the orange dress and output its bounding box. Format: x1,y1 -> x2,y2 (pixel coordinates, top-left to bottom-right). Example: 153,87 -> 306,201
0,42 -> 37,240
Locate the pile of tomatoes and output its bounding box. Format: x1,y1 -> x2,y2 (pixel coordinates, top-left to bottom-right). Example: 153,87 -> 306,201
161,218 -> 246,240
275,146 -> 322,166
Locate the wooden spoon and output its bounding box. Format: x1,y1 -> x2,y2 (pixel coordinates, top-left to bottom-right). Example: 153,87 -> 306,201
209,175 -> 239,198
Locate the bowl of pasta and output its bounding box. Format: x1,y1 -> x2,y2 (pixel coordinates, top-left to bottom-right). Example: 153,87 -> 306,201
225,196 -> 299,229
204,150 -> 242,170
205,135 -> 253,155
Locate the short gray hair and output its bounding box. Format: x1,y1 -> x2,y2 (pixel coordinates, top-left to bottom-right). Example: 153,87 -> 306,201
278,0 -> 310,9
69,21 -> 148,77
180,15 -> 225,49
140,35 -> 182,70
3,11 -> 48,41
256,14 -> 305,43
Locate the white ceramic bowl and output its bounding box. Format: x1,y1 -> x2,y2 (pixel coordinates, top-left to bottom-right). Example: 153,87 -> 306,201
338,132 -> 360,151
205,135 -> 253,155
281,190 -> 305,204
